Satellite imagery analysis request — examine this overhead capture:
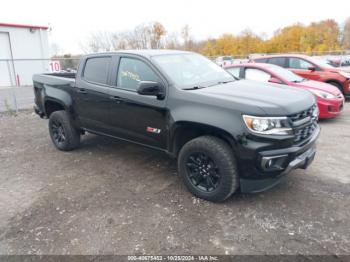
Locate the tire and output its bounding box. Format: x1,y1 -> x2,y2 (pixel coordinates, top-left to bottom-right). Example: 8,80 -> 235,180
48,110 -> 80,151
327,81 -> 343,94
178,136 -> 239,202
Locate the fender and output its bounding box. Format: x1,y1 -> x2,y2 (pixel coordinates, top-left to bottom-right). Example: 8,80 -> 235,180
33,74 -> 75,115
44,85 -> 73,110
168,120 -> 239,156
169,101 -> 247,141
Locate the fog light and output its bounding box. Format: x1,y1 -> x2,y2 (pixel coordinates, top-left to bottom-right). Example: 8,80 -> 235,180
265,159 -> 273,169
261,155 -> 288,171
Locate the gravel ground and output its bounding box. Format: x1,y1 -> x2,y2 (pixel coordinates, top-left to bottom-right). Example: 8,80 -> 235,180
0,106 -> 349,256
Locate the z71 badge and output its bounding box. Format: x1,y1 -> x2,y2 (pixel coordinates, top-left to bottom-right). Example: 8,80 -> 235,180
146,127 -> 161,134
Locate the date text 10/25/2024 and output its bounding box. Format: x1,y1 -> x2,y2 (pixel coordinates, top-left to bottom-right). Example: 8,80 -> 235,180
128,255 -> 219,261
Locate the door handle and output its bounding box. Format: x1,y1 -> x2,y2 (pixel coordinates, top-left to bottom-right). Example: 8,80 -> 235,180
77,88 -> 87,94
109,96 -> 124,103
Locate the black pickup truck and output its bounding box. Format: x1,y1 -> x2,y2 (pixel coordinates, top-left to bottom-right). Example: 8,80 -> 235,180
33,50 -> 320,202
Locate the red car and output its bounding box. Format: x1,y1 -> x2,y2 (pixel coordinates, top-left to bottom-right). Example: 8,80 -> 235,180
250,54 -> 350,97
225,63 -> 344,119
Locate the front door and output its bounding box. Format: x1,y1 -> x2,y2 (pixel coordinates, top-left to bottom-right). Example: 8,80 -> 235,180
287,57 -> 322,81
107,56 -> 168,149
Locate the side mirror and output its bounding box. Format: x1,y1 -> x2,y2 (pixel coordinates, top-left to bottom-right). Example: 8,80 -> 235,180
308,66 -> 316,72
268,77 -> 283,84
137,81 -> 165,99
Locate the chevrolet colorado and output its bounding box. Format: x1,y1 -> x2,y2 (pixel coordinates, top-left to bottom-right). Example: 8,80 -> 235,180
33,50 -> 320,202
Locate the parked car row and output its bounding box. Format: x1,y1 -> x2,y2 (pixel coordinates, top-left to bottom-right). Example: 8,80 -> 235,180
319,55 -> 350,68
250,54 -> 350,96
214,56 -> 234,67
224,54 -> 348,120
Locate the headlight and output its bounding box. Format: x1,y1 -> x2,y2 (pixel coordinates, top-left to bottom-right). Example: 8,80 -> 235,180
243,115 -> 292,135
309,89 -> 336,99
339,71 -> 350,79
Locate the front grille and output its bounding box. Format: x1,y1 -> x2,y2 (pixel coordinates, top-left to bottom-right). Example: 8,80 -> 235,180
289,105 -> 318,144
293,122 -> 317,143
289,105 -> 316,122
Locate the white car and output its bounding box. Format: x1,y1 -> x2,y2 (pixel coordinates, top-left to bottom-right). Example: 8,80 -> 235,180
215,56 -> 234,67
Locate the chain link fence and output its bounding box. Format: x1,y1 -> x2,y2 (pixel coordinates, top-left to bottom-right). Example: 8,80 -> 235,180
0,58 -> 80,113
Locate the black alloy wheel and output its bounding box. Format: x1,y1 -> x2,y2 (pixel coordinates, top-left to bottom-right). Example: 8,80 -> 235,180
186,152 -> 221,192
51,120 -> 66,146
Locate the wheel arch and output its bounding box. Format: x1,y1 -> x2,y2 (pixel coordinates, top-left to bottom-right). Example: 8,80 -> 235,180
325,79 -> 343,92
170,121 -> 237,157
44,98 -> 66,117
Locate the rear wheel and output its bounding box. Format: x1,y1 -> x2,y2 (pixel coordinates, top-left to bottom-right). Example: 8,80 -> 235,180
178,136 -> 239,202
49,110 -> 80,151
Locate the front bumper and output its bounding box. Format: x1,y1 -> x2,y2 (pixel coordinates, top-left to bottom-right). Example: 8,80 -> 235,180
318,97 -> 344,119
239,125 -> 320,193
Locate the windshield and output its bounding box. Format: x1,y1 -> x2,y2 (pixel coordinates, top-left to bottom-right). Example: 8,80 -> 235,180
308,57 -> 335,69
266,64 -> 304,82
152,53 -> 234,88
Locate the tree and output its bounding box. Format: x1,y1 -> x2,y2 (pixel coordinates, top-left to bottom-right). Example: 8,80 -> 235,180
342,17 -> 350,49
80,31 -> 115,53
165,32 -> 180,49
181,25 -> 194,50
79,18 -> 346,56
150,22 -> 166,49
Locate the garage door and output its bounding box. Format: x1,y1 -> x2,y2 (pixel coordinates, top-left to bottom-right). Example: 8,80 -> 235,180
0,32 -> 14,86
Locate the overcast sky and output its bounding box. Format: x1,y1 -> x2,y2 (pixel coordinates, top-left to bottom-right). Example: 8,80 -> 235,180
2,0 -> 349,54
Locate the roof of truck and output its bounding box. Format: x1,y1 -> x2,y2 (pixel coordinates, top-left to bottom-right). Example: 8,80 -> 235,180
85,49 -> 191,58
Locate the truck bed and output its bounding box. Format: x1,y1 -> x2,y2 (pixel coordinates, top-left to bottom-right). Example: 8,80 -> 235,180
33,73 -> 76,86
32,73 -> 76,117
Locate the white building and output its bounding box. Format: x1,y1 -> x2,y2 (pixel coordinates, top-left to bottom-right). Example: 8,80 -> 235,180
0,23 -> 50,86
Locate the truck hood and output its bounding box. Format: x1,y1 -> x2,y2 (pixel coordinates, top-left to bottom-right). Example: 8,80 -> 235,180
195,80 -> 315,115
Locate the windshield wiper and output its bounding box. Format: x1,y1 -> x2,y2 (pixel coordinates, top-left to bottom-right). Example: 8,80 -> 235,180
208,80 -> 236,87
183,85 -> 207,90
291,78 -> 307,83
183,79 -> 236,90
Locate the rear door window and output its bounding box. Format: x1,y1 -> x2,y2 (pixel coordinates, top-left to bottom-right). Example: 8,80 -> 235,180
268,57 -> 286,67
288,58 -> 313,70
83,57 -> 111,85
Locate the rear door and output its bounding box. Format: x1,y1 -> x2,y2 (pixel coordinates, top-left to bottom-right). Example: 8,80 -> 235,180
106,55 -> 169,149
287,57 -> 322,81
74,56 -> 113,133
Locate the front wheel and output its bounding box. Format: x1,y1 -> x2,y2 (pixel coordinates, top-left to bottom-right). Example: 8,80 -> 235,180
178,136 -> 239,202
49,110 -> 80,151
